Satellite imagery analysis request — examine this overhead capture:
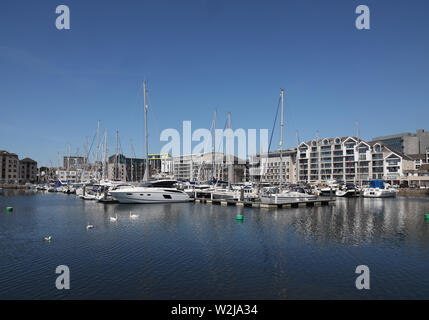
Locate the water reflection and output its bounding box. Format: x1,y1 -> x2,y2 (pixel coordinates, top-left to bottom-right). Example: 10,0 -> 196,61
1,191 -> 429,299
279,197 -> 429,246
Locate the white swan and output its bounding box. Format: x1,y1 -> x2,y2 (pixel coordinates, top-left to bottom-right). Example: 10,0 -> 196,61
86,224 -> 94,230
43,236 -> 52,241
110,214 -> 118,222
130,211 -> 139,219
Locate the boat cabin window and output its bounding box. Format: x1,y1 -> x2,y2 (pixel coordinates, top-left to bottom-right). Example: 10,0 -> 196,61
141,181 -> 178,188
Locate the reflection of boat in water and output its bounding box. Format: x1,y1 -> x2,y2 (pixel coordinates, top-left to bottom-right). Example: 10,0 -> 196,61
363,180 -> 397,198
110,180 -> 190,204
336,183 -> 360,197
0,187 -> 2,194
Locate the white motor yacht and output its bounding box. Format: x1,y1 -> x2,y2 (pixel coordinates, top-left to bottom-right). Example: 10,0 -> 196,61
109,180 -> 190,204
260,187 -> 317,204
363,180 -> 397,198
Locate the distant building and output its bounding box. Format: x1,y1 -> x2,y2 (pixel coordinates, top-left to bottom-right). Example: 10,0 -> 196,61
249,149 -> 297,184
372,129 -> 429,154
107,154 -> 146,182
63,156 -> 87,170
297,137 -> 414,184
171,152 -> 247,183
19,158 -> 37,183
0,150 -> 37,184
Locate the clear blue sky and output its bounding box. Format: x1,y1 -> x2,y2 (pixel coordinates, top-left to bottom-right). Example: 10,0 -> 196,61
1,0 -> 428,166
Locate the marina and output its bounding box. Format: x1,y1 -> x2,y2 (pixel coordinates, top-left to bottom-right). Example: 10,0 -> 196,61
1,189 -> 429,299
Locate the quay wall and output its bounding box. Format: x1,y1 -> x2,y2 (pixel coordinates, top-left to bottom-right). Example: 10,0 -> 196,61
0,184 -> 30,189
397,188 -> 429,197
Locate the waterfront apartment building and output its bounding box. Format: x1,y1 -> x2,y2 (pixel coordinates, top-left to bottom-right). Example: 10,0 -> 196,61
63,156 -> 87,170
107,154 -> 146,182
0,150 -> 37,184
248,149 -> 297,184
372,129 -> 429,155
297,137 -> 414,184
171,152 -> 247,183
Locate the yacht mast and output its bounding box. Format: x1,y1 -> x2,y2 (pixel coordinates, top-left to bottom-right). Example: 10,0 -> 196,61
212,109 -> 217,182
96,120 -> 100,180
279,88 -> 285,191
102,129 -> 107,180
227,112 -> 233,185
143,81 -> 150,182
115,130 -> 119,180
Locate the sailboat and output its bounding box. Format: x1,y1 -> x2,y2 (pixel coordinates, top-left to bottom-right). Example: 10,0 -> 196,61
110,81 -> 190,204
260,89 -> 317,204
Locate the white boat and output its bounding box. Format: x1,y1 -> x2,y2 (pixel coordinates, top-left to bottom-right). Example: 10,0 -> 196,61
96,182 -> 133,203
260,187 -> 317,204
183,184 -> 211,198
336,183 -> 360,197
320,179 -> 339,196
110,180 -> 191,204
363,180 -> 397,198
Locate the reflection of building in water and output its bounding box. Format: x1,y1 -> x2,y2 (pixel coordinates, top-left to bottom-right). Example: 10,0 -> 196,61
286,198 -> 429,245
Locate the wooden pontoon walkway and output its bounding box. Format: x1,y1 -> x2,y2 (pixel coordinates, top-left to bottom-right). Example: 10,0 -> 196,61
192,197 -> 335,209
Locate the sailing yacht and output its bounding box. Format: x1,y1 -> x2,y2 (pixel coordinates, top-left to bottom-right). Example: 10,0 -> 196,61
259,89 -> 315,204
109,180 -> 190,203
109,81 -> 190,204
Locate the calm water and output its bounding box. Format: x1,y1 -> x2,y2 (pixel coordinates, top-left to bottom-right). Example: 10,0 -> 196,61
1,190 -> 429,300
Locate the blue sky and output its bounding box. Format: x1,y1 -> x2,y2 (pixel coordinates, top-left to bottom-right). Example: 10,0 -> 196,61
1,0 -> 428,166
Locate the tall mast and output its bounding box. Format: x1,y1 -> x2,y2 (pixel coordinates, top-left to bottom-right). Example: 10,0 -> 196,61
115,130 -> 119,180
356,120 -> 361,186
67,144 -> 71,172
212,109 -> 217,181
316,130 -> 320,183
96,120 -> 100,179
279,88 -> 285,190
227,112 -> 233,185
143,81 -> 150,182
102,129 -> 107,180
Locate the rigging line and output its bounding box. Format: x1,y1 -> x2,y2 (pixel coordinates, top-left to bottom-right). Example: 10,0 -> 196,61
216,116 -> 229,154
268,96 -> 281,153
118,135 -> 130,181
87,132 -> 97,163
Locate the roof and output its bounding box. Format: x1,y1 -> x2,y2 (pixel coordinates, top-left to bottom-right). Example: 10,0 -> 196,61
0,150 -> 18,157
407,154 -> 427,160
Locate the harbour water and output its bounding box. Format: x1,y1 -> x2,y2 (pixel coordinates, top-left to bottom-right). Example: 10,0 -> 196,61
1,190 -> 429,299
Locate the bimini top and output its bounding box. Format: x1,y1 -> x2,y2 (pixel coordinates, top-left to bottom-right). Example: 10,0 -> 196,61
368,180 -> 386,189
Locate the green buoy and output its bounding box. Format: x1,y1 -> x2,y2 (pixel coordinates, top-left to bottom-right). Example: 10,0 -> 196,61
425,214 -> 429,220
236,214 -> 244,220
6,207 -> 13,212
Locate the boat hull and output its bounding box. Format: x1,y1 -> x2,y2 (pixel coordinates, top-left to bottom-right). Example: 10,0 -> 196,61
260,193 -> 317,204
110,188 -> 190,204
363,190 -> 396,198
336,190 -> 360,197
